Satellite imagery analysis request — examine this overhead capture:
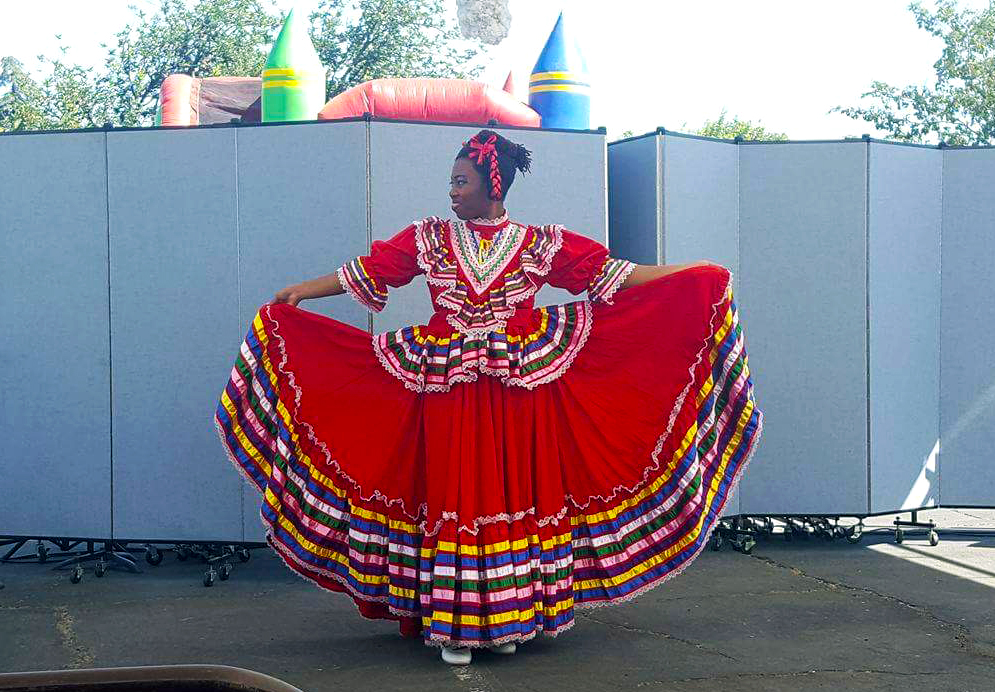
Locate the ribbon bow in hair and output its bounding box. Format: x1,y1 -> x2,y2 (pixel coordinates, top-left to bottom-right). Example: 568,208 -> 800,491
467,134 -> 498,164
464,134 -> 503,200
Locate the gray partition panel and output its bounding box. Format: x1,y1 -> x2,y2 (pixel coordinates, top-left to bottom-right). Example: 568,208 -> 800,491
0,132 -> 112,538
940,148 -> 995,507
608,135 -> 659,264
369,122 -> 608,334
235,121 -> 369,541
662,135 -> 739,271
738,142 -> 868,515
107,128 -> 242,541
868,144 -> 941,512
660,135 -> 741,516
236,122 -> 369,329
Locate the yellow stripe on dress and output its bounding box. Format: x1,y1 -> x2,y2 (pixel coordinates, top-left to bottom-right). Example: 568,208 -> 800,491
574,423 -> 698,526
221,391 -> 272,477
575,422 -> 736,586
574,396 -> 756,592
252,318 -> 367,508
430,596 -> 573,627
433,530 -> 572,557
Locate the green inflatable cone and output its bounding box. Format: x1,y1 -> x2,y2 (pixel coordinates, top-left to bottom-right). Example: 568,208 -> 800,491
262,9 -> 326,122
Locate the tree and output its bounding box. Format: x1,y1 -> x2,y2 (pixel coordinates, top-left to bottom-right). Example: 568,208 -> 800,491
0,52 -> 117,132
834,0 -> 995,145
691,110 -> 788,141
101,0 -> 282,127
311,0 -> 482,97
0,0 -> 483,132
0,58 -> 52,132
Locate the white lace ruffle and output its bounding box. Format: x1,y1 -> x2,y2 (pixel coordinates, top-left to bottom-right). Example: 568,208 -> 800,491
257,267 -> 751,539
371,301 -> 594,394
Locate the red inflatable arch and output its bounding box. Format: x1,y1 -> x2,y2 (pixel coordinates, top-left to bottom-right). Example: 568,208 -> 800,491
318,78 -> 540,127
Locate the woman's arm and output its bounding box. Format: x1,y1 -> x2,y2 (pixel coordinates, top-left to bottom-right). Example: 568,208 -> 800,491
619,260 -> 716,290
273,272 -> 345,307
275,222 -> 424,309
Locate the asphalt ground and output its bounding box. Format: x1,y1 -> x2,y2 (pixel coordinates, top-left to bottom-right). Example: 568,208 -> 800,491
2,508 -> 994,692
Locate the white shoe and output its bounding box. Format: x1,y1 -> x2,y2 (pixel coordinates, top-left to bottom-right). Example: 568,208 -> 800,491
488,642 -> 517,655
441,646 -> 472,665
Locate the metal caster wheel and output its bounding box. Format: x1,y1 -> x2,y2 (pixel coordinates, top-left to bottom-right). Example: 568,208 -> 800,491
895,528 -> 904,544
36,542 -> 49,563
928,530 -> 939,546
145,546 -> 163,566
70,566 -> 84,584
710,533 -> 723,551
845,527 -> 863,544
219,563 -> 231,581
739,538 -> 756,555
236,548 -> 251,563
94,560 -> 106,578
177,547 -> 189,561
204,569 -> 216,587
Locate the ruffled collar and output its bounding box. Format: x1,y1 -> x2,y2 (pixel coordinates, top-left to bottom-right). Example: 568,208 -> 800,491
465,211 -> 510,236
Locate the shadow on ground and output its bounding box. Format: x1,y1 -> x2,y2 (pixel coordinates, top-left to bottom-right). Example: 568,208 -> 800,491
2,509 -> 994,692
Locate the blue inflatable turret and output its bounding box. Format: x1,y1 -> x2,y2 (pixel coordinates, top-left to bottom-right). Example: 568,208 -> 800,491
528,12 -> 590,129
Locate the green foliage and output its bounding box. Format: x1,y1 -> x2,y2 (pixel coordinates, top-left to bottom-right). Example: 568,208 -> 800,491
0,0 -> 483,132
101,0 -> 281,127
692,110 -> 788,141
311,0 -> 482,97
0,52 -> 115,132
834,0 -> 995,145
0,58 -> 52,132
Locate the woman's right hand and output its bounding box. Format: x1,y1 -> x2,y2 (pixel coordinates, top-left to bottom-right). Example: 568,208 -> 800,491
273,282 -> 310,307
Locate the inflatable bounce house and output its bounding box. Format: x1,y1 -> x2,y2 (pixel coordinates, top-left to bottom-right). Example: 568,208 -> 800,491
154,9 -> 590,130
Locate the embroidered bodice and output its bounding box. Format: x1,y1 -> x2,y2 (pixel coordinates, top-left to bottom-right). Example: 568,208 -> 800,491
337,214 -> 636,392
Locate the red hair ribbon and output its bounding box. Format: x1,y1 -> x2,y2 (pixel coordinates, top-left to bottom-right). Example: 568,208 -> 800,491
466,134 -> 503,200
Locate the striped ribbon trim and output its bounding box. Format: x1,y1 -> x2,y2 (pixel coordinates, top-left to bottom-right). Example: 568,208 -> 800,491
337,258 -> 387,313
373,302 -> 593,393
413,219 -> 564,338
214,281 -> 763,648
589,257 -> 637,304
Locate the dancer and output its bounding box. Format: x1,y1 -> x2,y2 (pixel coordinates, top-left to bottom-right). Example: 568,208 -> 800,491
216,129 -> 763,665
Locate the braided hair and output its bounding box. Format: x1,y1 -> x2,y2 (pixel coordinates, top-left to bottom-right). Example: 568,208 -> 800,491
456,129 -> 532,201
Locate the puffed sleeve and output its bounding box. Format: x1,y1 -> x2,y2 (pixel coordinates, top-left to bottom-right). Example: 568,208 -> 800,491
544,228 -> 637,305
336,222 -> 424,312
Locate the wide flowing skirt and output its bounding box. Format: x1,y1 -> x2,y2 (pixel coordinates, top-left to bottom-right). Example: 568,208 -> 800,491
215,265 -> 763,648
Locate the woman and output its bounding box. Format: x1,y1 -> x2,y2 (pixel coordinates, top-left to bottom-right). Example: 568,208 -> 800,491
215,129 -> 763,665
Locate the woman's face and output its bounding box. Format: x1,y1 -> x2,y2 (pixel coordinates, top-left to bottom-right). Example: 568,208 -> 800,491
450,156 -> 491,220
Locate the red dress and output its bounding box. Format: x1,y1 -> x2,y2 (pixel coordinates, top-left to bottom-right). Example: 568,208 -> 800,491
215,212 -> 763,649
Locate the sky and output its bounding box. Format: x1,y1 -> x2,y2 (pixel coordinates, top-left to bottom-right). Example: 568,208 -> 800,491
0,0 -> 987,140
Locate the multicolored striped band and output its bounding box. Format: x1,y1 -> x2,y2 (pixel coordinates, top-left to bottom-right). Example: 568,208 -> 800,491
214,278 -> 763,648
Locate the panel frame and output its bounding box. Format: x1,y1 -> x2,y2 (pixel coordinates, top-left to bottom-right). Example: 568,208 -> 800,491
234,120 -> 370,541
938,147 -> 995,508
608,132 -> 661,265
736,141 -> 870,516
106,126 -> 243,543
867,142 -> 942,513
0,131 -> 113,539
